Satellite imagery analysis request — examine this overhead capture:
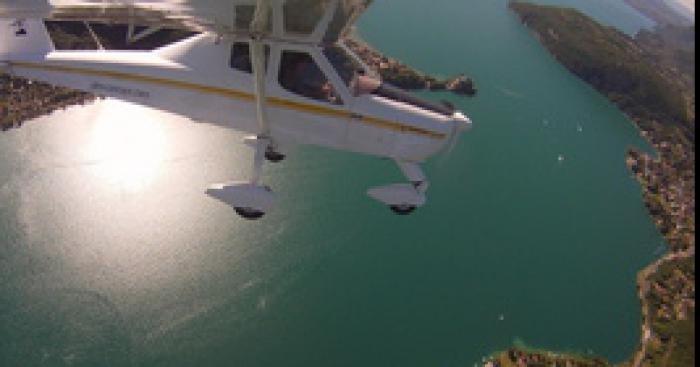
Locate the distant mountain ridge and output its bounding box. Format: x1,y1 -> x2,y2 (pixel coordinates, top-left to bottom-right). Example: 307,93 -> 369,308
663,0 -> 695,20
511,1 -> 693,132
624,0 -> 694,26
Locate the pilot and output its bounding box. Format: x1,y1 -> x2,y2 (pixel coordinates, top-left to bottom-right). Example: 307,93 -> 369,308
321,81 -> 340,104
282,53 -> 338,103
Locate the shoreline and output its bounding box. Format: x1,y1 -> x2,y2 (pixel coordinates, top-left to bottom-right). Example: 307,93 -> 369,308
628,247 -> 694,367
1,75 -> 95,131
484,348 -> 610,367
487,3 -> 695,366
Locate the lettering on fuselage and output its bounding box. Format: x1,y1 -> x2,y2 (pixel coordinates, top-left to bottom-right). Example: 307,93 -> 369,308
11,19 -> 27,37
90,82 -> 150,99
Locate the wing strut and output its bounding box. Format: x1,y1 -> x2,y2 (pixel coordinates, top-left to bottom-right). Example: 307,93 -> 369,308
83,21 -> 105,50
124,5 -> 163,44
126,25 -> 163,44
251,0 -> 271,138
205,0 -> 277,220
249,0 -> 272,184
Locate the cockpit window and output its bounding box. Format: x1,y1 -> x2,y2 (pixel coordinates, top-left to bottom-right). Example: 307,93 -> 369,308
230,42 -> 270,73
323,0 -> 356,43
235,5 -> 255,31
234,5 -> 271,33
284,0 -> 330,35
323,45 -> 363,87
279,51 -> 342,105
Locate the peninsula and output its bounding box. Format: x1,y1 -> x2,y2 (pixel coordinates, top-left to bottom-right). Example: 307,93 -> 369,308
491,2 -> 695,366
1,75 -> 94,131
344,37 -> 477,96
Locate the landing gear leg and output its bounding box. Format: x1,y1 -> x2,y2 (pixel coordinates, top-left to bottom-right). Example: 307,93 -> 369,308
396,160 -> 429,195
249,136 -> 268,186
389,160 -> 428,215
232,136 -> 274,220
207,0 -> 278,220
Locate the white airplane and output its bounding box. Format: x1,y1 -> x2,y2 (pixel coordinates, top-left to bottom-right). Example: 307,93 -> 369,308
0,0 -> 472,219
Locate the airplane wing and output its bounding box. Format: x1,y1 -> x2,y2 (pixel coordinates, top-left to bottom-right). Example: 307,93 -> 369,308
0,0 -> 372,44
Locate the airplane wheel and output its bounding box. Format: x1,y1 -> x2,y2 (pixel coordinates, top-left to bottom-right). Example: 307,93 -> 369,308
234,207 -> 266,220
265,150 -> 286,163
389,205 -> 417,215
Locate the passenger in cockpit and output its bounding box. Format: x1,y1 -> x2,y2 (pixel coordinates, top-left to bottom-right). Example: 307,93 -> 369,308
280,51 -> 339,104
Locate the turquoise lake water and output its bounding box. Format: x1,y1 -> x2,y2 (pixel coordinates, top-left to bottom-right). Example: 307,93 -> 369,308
0,1 -> 665,366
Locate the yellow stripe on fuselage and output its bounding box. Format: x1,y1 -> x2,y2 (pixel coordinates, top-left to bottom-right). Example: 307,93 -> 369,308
10,61 -> 446,139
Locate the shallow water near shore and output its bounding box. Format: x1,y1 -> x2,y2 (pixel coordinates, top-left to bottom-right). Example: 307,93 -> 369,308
0,1 -> 664,366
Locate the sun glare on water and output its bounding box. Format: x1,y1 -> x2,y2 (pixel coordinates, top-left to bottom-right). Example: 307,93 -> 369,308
87,99 -> 166,191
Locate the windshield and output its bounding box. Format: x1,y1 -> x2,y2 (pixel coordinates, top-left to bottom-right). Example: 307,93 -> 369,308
323,45 -> 365,87
284,0 -> 331,35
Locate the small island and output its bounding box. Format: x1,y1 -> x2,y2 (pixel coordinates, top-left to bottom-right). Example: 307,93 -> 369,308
491,2 -> 695,366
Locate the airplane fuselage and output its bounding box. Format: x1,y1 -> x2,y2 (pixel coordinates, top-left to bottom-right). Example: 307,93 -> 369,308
7,33 -> 467,162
